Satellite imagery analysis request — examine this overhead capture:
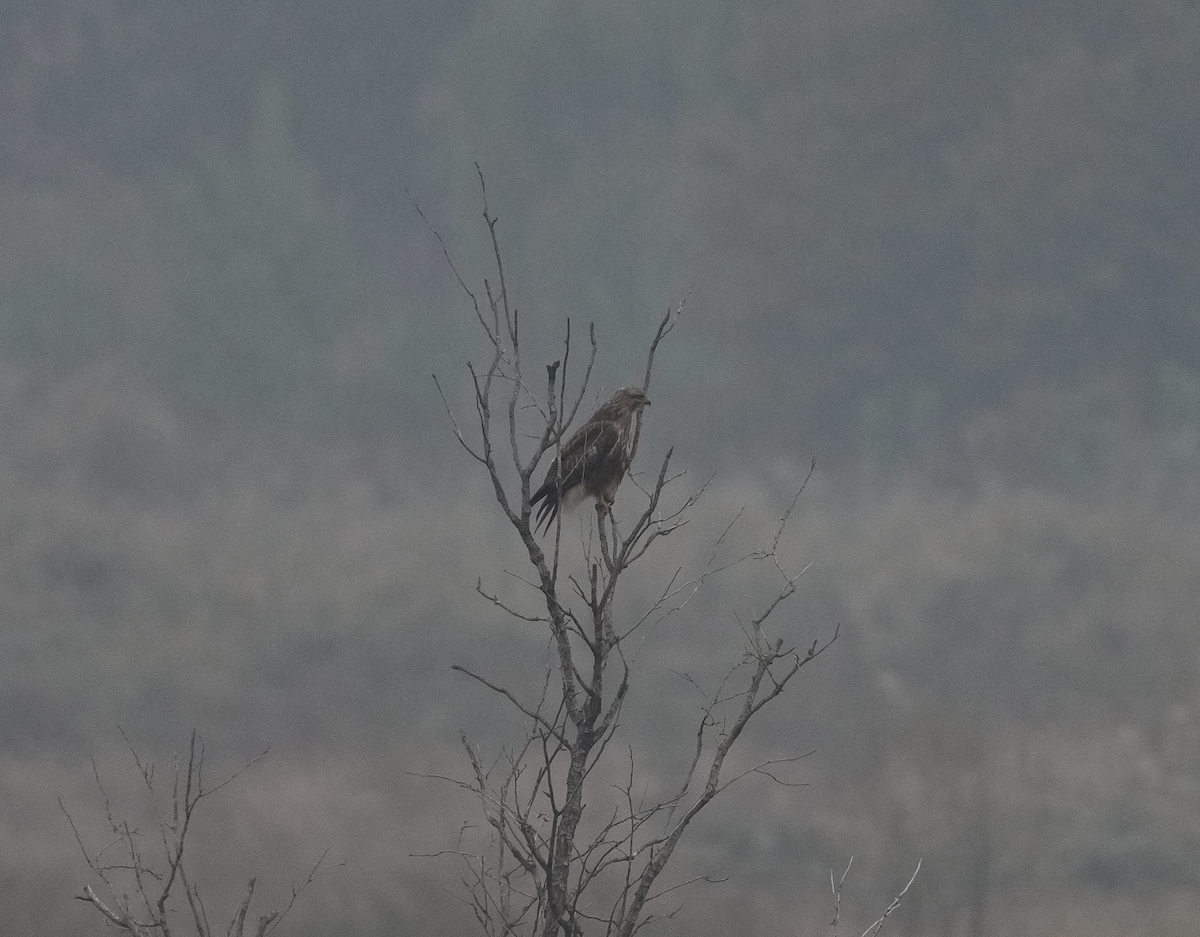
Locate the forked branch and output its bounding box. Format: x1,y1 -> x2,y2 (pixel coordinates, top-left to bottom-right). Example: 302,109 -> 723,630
64,730 -> 338,937
425,175 -> 831,937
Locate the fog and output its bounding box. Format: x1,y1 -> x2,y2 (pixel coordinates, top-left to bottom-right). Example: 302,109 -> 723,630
3,3 -> 1199,935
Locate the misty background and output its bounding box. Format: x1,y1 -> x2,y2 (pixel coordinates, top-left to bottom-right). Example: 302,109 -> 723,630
3,2 -> 1199,935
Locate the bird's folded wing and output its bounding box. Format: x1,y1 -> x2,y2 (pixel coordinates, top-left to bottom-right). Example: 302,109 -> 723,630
560,421 -> 621,491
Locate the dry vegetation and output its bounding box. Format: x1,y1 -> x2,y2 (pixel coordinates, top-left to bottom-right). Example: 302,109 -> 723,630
6,3 -> 1200,934
5,360 -> 1199,936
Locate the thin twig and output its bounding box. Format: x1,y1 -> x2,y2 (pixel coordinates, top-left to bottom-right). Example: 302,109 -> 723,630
860,860 -> 922,937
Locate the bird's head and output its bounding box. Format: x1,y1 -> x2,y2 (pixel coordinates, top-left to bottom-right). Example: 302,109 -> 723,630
613,386 -> 651,410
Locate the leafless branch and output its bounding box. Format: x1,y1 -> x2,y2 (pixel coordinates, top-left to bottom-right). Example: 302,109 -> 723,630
453,665 -> 568,746
859,860 -> 922,937
64,731 -> 332,937
422,174 -> 836,937
830,856 -> 854,934
640,295 -> 687,396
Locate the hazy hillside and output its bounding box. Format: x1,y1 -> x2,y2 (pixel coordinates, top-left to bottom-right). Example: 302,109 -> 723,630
2,2 -> 1199,935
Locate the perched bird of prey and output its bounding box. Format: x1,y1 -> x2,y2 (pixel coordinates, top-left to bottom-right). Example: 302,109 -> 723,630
531,386 -> 651,534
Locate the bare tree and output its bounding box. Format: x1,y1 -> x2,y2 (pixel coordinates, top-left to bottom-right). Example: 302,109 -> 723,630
62,729 -> 336,937
424,170 -> 837,937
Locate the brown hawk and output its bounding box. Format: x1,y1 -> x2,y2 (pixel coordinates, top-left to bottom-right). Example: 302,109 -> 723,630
531,386 -> 650,533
